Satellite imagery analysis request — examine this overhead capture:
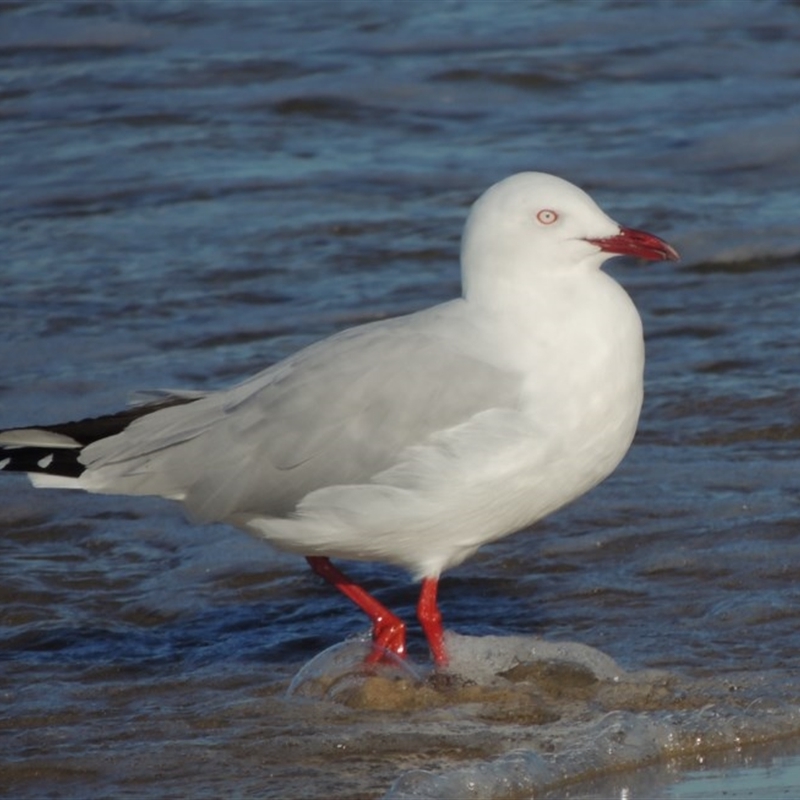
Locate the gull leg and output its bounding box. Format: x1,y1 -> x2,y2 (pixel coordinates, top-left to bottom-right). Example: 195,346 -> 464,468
418,576 -> 448,667
306,556 -> 407,662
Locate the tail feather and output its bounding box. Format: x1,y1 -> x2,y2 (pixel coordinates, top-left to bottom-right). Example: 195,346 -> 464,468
0,396 -> 197,482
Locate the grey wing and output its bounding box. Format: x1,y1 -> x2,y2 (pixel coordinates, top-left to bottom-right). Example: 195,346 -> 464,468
81,305 -> 523,522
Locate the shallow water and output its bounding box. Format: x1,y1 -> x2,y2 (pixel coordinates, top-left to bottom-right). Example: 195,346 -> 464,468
543,741 -> 800,799
2,1 -> 800,797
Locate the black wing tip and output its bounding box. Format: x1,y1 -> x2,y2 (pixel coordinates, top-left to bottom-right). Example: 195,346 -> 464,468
0,395 -> 199,480
0,446 -> 85,478
39,395 -> 197,447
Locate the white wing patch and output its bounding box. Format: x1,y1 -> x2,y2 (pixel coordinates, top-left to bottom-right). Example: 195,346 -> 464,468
0,429 -> 81,448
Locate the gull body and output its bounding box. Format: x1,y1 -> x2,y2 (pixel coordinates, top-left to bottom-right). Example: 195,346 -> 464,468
0,172 -> 678,665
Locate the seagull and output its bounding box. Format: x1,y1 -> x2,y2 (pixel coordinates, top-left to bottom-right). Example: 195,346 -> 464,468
0,172 -> 678,667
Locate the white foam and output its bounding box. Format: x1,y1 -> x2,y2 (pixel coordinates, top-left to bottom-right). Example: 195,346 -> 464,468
443,631 -> 626,684
384,712 -> 676,799
287,635 -> 425,700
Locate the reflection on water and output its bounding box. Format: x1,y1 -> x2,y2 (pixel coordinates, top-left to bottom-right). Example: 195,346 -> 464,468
2,0 -> 800,797
666,755 -> 800,800
547,741 -> 800,800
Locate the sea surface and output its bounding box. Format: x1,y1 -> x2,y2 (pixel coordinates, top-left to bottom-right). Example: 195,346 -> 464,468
2,1 -> 800,798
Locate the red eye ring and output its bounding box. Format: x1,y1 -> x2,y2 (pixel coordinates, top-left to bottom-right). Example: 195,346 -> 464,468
536,209 -> 558,225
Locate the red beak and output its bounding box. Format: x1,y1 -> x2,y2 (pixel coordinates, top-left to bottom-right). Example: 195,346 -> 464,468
587,226 -> 680,262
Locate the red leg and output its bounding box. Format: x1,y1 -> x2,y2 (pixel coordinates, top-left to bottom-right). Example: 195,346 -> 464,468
418,576 -> 448,667
306,556 -> 407,663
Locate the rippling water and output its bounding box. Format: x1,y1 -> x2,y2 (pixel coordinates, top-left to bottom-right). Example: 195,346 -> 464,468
3,1 -> 800,797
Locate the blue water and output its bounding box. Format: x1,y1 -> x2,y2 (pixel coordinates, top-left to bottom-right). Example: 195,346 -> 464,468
3,1 -> 800,797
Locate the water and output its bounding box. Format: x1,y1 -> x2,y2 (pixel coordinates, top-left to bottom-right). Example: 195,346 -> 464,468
2,0 -> 800,797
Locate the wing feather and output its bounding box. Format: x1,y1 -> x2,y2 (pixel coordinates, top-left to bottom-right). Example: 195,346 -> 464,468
80,303 -> 523,522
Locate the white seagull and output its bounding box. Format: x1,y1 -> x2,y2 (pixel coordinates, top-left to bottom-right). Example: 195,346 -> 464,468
0,172 -> 679,667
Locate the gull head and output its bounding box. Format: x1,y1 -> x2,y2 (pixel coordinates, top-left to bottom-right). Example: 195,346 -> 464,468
461,172 -> 679,299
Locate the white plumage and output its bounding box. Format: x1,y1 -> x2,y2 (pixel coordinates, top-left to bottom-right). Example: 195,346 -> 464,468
0,172 -> 679,665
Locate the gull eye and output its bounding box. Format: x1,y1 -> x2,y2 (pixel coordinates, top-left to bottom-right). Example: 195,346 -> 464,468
536,209 -> 558,225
